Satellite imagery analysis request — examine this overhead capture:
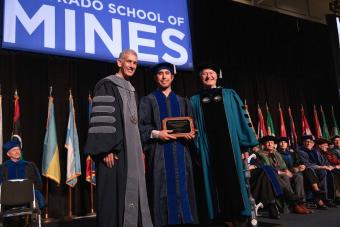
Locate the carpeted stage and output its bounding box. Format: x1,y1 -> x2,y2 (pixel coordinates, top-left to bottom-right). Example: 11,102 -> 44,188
40,207 -> 340,227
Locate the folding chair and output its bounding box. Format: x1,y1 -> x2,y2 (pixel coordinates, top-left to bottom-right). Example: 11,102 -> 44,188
0,179 -> 41,227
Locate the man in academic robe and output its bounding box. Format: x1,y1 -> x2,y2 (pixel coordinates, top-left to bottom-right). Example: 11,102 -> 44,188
190,64 -> 258,226
277,136 -> 327,208
0,137 -> 45,209
1,137 -> 45,227
85,49 -> 153,227
297,135 -> 338,208
257,136 -> 311,214
138,62 -> 198,227
331,135 -> 340,158
315,138 -> 340,205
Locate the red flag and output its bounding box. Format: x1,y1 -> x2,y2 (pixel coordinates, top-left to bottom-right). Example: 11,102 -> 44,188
288,107 -> 298,147
278,104 -> 287,137
12,90 -> 21,137
257,105 -> 267,138
301,105 -> 312,135
85,155 -> 96,185
85,94 -> 96,185
313,105 -> 322,138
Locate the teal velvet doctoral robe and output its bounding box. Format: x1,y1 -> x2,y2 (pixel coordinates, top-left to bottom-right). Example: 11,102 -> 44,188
190,88 -> 258,220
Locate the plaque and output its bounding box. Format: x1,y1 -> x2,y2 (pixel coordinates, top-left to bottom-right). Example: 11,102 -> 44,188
162,116 -> 195,138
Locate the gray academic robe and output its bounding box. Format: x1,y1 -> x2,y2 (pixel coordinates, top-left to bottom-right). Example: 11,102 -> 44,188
85,74 -> 153,227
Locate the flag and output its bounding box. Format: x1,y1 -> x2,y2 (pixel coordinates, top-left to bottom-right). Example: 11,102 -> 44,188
0,90 -> 3,164
12,90 -> 21,137
86,155 -> 96,185
266,104 -> 275,136
331,106 -> 339,137
288,107 -> 298,147
320,105 -> 330,139
65,92 -> 81,187
42,94 -> 61,184
313,105 -> 322,138
85,94 -> 96,185
278,104 -> 287,137
257,105 -> 267,138
301,105 -> 312,135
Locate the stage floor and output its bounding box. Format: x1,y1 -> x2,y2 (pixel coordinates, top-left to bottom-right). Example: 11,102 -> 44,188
40,206 -> 340,227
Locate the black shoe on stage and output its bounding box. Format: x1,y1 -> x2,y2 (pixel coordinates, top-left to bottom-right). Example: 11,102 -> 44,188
268,203 -> 280,219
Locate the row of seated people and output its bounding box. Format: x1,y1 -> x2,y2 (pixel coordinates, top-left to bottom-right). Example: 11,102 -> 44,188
249,134 -> 340,219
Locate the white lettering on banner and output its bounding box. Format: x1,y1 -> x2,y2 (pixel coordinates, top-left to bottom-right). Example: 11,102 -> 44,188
65,9 -> 76,51
108,4 -> 165,24
129,22 -> 158,63
4,0 -> 55,48
84,13 -> 122,58
57,0 -> 102,10
162,28 -> 188,65
337,18 -> 340,48
3,0 -> 190,66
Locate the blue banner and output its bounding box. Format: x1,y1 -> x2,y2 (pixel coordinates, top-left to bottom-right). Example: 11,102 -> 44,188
2,0 -> 193,69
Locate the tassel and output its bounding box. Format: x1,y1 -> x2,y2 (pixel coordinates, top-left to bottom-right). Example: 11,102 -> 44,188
173,64 -> 177,75
219,68 -> 223,79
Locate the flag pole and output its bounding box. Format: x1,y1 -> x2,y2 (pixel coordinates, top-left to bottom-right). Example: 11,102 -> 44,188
90,183 -> 95,214
66,186 -> 74,218
42,177 -> 56,223
44,177 -> 49,219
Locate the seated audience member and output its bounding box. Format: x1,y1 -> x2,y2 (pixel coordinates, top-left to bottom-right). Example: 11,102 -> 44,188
276,137 -> 325,205
257,136 -> 311,214
0,137 -> 45,210
276,137 -> 306,200
297,135 -> 337,209
315,137 -> 340,205
248,150 -> 284,219
331,135 -> 340,158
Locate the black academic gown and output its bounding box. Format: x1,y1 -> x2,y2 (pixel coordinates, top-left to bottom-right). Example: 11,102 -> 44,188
138,92 -> 198,227
85,78 -> 127,227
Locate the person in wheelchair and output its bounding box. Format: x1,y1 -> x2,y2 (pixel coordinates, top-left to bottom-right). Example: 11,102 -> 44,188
0,137 -> 45,210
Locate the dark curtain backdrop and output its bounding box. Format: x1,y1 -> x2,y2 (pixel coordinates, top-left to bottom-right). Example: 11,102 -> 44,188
0,0 -> 339,218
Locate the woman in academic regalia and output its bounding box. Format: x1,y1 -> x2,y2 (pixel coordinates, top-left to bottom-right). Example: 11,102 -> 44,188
190,64 -> 258,226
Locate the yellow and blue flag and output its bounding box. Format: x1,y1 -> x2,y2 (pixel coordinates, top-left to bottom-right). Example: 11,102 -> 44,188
42,95 -> 61,184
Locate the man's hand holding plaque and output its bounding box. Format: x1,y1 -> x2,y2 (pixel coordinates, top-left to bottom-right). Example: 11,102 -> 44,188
162,116 -> 195,139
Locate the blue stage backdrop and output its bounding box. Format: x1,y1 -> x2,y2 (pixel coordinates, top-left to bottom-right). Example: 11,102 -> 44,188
1,0 -> 193,69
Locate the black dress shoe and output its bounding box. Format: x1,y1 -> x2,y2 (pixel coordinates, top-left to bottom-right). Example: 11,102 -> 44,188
316,203 -> 328,210
326,201 -> 340,208
268,203 -> 280,219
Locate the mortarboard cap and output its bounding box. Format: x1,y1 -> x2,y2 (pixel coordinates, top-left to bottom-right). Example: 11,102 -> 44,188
331,135 -> 340,141
277,137 -> 289,143
3,138 -> 21,154
301,134 -> 315,142
152,62 -> 175,75
259,135 -> 277,144
315,137 -> 331,145
197,63 -> 222,78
